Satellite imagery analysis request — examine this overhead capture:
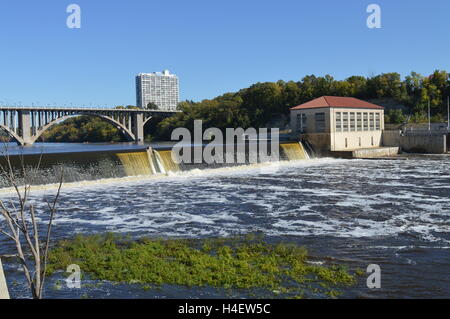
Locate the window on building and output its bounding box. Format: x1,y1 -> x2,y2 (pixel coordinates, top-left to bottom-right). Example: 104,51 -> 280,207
343,112 -> 349,131
345,138 -> 348,148
336,112 -> 342,132
375,113 -> 381,130
363,113 -> 369,131
315,113 -> 325,132
370,113 -> 375,131
350,112 -> 356,131
357,113 -> 362,131
296,114 -> 307,133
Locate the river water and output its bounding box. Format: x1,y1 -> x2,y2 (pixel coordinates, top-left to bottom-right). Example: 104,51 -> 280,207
0,143 -> 449,299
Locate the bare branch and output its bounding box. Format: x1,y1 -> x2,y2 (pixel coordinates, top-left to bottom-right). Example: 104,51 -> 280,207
0,145 -> 63,299
39,167 -> 64,296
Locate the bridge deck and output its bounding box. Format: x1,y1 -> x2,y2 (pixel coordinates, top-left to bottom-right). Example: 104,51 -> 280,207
0,106 -> 179,114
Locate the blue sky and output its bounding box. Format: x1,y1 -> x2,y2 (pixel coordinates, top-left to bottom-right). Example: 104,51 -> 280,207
1,0 -> 450,106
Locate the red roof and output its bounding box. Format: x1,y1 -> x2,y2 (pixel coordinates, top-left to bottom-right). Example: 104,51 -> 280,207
290,96 -> 384,110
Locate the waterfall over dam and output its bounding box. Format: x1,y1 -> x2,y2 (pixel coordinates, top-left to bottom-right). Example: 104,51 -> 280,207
131,141 -> 312,175
155,150 -> 181,174
0,141 -> 313,187
280,142 -> 310,161
116,151 -> 156,176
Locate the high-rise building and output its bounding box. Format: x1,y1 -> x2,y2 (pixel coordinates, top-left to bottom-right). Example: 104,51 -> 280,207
136,70 -> 179,110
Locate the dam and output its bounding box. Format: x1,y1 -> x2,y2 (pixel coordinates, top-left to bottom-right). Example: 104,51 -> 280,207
0,141 -> 311,186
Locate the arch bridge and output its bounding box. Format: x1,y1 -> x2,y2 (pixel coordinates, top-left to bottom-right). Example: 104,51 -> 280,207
0,106 -> 178,146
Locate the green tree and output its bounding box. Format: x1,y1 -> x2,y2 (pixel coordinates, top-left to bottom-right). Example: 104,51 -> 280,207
385,109 -> 407,124
41,116 -> 126,143
146,102 -> 159,110
240,82 -> 283,127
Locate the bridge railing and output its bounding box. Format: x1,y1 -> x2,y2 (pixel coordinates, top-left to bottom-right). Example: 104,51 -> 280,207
0,105 -> 119,110
0,106 -> 179,113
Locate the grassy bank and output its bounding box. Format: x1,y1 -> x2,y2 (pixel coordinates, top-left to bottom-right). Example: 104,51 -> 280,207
47,233 -> 360,298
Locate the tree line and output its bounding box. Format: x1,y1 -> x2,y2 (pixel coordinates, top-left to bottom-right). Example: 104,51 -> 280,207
24,70 -> 450,143
152,70 -> 450,140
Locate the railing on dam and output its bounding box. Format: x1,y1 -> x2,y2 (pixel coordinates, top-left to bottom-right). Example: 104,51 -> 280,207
402,124 -> 449,136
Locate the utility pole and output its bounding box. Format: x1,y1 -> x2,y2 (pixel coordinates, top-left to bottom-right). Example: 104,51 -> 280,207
447,96 -> 449,131
428,100 -> 431,131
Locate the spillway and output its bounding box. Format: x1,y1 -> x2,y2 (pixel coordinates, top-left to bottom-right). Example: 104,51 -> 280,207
0,141 -> 313,186
116,151 -> 155,176
280,142 -> 310,160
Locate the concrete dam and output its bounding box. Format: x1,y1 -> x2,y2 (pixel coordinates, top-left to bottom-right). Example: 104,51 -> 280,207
0,142 -> 312,187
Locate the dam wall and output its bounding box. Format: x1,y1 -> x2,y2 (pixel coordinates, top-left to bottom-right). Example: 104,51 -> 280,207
0,142 -> 313,186
400,133 -> 447,154
382,130 -> 401,147
382,130 -> 448,154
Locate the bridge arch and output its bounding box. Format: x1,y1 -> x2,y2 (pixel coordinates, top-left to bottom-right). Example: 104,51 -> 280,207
30,113 -> 136,145
143,116 -> 155,126
0,124 -> 25,146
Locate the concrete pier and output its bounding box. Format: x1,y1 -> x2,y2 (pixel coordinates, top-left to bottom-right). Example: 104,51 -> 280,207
0,258 -> 10,299
352,147 -> 399,158
329,146 -> 399,159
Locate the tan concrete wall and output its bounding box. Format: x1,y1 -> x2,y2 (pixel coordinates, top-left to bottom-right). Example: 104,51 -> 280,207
401,134 -> 447,154
352,147 -> 399,158
0,258 -> 10,299
331,131 -> 382,151
382,130 -> 401,147
290,108 -> 331,134
302,133 -> 331,155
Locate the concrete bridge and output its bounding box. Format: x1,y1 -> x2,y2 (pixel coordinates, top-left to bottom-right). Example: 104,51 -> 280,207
0,106 -> 178,146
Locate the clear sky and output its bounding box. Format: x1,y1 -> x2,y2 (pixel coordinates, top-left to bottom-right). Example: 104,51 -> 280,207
1,0 -> 450,107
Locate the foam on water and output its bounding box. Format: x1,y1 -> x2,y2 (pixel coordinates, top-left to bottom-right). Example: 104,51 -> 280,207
1,157 -> 448,246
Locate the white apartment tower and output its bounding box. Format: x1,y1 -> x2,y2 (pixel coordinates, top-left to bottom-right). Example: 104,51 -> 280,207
136,70 -> 179,110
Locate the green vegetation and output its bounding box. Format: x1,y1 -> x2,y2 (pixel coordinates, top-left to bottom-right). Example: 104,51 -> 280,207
154,70 -> 450,140
40,116 -> 126,143
146,102 -> 159,110
385,109 -> 407,124
115,105 -> 139,110
40,70 -> 450,142
47,233 -> 359,298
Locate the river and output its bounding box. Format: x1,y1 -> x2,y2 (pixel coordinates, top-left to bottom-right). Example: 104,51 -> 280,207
0,143 -> 449,298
